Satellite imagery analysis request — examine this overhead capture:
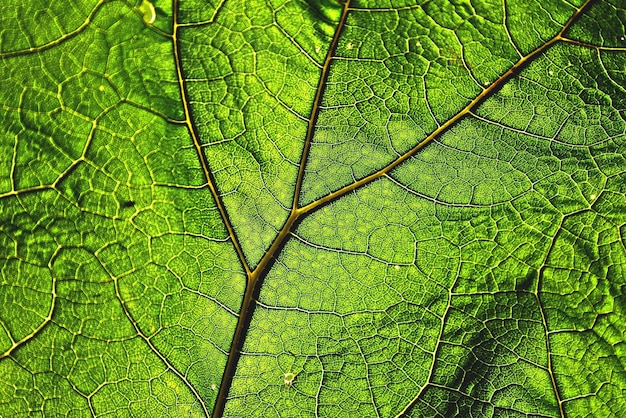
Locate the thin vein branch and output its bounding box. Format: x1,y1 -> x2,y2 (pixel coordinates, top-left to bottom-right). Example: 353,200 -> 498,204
0,253 -> 58,360
560,37 -> 626,51
536,215 -> 567,417
103,260 -> 210,416
172,0 -> 251,276
0,0 -> 106,59
292,0 -> 352,211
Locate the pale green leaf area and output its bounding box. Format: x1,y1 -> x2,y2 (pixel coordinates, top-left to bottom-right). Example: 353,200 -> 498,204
0,0 -> 624,416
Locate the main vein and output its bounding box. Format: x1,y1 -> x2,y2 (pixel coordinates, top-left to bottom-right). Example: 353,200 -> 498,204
174,0 -> 594,415
212,0 -> 353,416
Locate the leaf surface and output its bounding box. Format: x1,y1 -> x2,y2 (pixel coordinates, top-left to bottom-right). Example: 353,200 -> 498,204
0,0 -> 625,417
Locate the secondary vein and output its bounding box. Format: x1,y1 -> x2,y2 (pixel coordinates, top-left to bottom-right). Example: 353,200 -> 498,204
212,0 -> 353,415
172,0 -> 251,276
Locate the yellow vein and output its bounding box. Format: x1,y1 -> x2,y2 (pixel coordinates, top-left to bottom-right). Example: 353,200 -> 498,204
560,37 -> 626,51
212,1 -> 352,416
0,258 -> 57,360
0,0 -> 105,59
292,0 -> 352,211
298,0 -> 596,217
172,0 -> 251,276
250,0 -> 353,282
105,264 -> 210,416
175,0 -> 227,28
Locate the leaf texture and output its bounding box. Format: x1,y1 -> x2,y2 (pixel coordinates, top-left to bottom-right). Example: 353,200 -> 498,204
0,0 -> 625,417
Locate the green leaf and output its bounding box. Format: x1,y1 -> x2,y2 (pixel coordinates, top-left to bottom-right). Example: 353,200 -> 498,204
1,0 -> 625,416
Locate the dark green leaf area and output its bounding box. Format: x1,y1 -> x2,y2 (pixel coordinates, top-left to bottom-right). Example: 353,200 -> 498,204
566,0 -> 626,47
415,293 -> 556,418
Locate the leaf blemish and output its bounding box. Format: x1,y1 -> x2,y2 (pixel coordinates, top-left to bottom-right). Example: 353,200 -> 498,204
138,0 -> 156,25
284,372 -> 296,386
